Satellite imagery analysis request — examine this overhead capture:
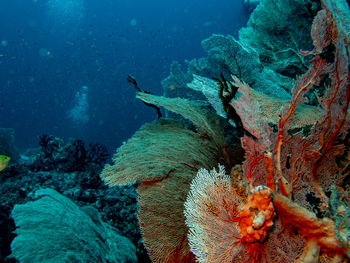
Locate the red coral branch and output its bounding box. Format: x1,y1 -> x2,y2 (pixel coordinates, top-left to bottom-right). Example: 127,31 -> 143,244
275,57 -> 328,183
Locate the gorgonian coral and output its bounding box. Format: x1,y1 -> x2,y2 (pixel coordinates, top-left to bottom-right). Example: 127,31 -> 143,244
101,0 -> 349,262
185,0 -> 349,261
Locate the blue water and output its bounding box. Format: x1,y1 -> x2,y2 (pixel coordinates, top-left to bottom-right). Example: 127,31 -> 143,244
0,0 -> 245,152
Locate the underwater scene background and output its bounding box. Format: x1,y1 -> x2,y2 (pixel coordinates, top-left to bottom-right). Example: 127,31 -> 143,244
0,0 -> 245,151
0,0 -> 349,262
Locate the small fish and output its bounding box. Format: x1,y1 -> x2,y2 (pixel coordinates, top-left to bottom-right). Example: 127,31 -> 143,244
0,155 -> 10,171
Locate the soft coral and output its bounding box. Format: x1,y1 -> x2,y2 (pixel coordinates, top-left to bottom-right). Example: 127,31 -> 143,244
228,0 -> 349,260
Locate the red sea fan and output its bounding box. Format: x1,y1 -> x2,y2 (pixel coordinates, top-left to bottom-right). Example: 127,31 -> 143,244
225,0 -> 349,261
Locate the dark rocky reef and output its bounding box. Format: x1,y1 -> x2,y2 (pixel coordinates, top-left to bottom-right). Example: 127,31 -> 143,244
30,134 -> 109,173
0,135 -> 149,263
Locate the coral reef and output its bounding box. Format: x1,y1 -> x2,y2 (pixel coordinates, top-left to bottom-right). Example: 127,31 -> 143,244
102,0 -> 349,262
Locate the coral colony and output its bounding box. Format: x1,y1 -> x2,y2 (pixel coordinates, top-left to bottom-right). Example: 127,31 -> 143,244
101,0 -> 349,262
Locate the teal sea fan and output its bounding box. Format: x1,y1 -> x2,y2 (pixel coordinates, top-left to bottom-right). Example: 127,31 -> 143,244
10,189 -> 137,263
101,93 -> 240,262
101,119 -> 227,263
136,92 -> 227,147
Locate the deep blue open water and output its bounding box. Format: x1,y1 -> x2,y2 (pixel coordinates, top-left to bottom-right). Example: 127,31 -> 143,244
0,0 -> 246,152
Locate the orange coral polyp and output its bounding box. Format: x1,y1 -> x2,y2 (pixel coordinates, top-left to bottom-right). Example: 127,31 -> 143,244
238,187 -> 276,243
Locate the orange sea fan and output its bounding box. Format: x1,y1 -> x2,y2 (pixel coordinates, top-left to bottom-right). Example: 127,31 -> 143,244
184,165 -> 305,263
